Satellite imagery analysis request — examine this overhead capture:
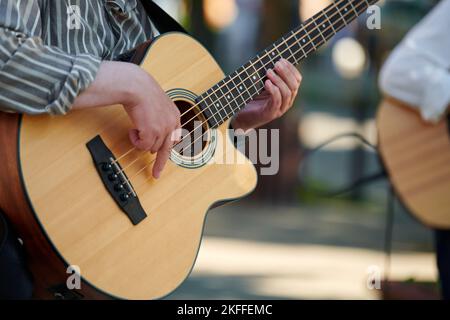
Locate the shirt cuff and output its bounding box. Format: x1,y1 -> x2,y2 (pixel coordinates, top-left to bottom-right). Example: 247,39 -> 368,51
46,53 -> 102,115
420,69 -> 450,123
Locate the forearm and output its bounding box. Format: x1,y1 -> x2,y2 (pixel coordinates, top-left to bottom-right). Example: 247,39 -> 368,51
378,0 -> 450,123
72,61 -> 141,110
380,50 -> 450,122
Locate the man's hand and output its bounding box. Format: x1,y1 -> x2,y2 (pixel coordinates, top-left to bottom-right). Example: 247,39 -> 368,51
73,61 -> 181,179
123,72 -> 181,179
232,59 -> 302,132
72,59 -> 301,179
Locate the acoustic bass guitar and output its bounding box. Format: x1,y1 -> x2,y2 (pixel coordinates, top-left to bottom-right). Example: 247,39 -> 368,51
378,98 -> 450,229
0,0 -> 379,299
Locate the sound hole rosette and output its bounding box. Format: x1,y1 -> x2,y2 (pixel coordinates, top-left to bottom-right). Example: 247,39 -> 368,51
167,89 -> 217,169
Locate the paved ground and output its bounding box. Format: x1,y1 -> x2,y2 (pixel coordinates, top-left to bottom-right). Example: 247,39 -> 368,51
166,202 -> 437,300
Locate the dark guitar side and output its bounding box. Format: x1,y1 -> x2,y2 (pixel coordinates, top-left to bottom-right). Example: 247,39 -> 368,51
0,112 -> 106,299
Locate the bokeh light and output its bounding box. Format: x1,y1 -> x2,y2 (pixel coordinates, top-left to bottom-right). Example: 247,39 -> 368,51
299,0 -> 331,21
332,37 -> 367,79
203,0 -> 238,30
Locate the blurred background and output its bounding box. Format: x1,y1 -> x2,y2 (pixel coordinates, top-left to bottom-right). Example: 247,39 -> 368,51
154,0 -> 441,299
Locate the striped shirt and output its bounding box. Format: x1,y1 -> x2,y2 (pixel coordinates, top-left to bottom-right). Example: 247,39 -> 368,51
0,0 -> 154,115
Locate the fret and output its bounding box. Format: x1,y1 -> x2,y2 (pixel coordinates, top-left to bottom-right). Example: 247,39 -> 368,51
217,84 -> 234,116
251,56 -> 267,84
219,85 -> 237,124
235,67 -> 252,101
286,30 -> 304,63
328,1 -> 347,31
242,62 -> 263,94
199,102 -> 219,128
273,37 -> 291,62
239,64 -> 257,97
295,26 -> 314,56
222,85 -> 240,114
270,48 -> 278,62
211,89 -> 228,121
197,94 -> 210,123
208,95 -> 225,123
275,39 -> 287,61
348,0 -> 360,18
361,0 -> 371,8
353,0 -> 369,12
301,24 -> 316,51
310,17 -> 327,47
227,74 -> 246,107
196,0 -> 378,127
281,36 -> 297,64
335,0 -> 356,25
248,59 -> 265,92
304,19 -> 323,49
315,11 -> 335,41
271,45 -> 283,63
322,9 -> 336,34
202,95 -> 221,126
261,49 -> 276,70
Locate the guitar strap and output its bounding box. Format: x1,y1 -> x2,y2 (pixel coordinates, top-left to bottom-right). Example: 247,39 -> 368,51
139,0 -> 188,35
115,1 -> 187,62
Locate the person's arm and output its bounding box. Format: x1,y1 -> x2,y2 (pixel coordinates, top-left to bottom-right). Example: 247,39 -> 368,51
0,0 -> 102,116
232,59 -> 302,132
0,1 -> 180,179
72,61 -> 181,179
379,0 -> 450,123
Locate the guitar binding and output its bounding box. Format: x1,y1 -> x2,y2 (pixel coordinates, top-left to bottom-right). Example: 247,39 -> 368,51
86,135 -> 147,225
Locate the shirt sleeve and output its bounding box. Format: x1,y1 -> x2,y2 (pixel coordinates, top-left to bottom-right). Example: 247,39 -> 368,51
379,0 -> 450,123
0,1 -> 101,115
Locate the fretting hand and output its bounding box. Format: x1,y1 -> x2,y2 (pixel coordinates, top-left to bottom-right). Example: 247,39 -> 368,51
232,59 -> 302,132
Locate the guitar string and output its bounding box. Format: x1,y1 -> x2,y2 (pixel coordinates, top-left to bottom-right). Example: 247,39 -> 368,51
114,0 -> 356,177
116,0 -> 365,178
178,0 -> 366,157
112,0 -> 345,164
112,0 -> 356,164
153,0 -> 365,165
176,0 -> 368,127
122,0 -> 367,187
123,2 -> 369,194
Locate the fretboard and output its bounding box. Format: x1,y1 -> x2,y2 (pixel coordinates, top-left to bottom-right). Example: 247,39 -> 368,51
198,0 -> 378,128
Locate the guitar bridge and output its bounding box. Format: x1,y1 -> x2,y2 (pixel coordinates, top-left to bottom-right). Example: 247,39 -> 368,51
86,135 -> 147,225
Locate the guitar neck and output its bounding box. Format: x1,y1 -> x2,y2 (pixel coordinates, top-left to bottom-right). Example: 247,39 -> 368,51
198,0 -> 378,128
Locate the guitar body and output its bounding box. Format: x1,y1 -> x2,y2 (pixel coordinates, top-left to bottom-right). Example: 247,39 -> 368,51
377,98 -> 450,229
0,0 -> 380,299
0,32 -> 257,299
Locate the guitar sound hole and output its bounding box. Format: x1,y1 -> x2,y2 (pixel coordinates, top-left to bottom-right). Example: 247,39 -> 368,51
173,100 -> 209,158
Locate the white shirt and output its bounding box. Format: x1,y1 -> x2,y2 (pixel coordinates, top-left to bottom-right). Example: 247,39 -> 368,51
379,0 -> 450,123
